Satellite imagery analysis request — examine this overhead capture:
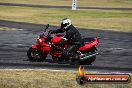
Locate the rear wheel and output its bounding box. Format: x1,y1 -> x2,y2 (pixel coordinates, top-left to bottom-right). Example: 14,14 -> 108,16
27,47 -> 47,62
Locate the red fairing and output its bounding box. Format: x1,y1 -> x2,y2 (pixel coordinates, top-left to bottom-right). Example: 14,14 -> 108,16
51,35 -> 63,43
41,43 -> 51,51
31,44 -> 37,49
79,38 -> 99,51
35,37 -> 51,52
37,38 -> 45,45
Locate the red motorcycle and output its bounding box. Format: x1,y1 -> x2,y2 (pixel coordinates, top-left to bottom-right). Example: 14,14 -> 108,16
27,24 -> 99,65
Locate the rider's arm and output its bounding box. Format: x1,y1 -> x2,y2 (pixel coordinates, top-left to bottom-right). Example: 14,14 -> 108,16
63,30 -> 72,41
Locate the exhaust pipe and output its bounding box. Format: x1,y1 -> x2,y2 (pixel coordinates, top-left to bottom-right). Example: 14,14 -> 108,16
80,53 -> 98,61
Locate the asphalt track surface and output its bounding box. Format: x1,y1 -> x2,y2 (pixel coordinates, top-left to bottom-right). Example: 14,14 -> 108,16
0,20 -> 132,73
0,2 -> 132,10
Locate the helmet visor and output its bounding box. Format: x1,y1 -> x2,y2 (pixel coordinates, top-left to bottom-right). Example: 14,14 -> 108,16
61,23 -> 67,29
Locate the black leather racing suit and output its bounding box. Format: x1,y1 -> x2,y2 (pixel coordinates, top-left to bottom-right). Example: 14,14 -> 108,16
52,24 -> 82,59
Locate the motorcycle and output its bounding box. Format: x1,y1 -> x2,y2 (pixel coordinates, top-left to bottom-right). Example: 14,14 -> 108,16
27,24 -> 99,65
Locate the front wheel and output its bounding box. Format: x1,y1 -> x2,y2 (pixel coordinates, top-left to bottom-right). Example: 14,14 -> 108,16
27,47 -> 47,62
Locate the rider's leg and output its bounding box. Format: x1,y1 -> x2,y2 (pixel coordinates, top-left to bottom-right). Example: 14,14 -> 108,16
63,44 -> 80,60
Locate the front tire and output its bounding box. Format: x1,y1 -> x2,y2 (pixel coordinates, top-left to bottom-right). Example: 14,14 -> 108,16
27,47 -> 47,62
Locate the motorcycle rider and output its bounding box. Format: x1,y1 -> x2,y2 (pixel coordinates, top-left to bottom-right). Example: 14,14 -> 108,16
51,18 -> 82,60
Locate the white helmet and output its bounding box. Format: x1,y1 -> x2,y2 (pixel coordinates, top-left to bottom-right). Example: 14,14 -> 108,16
61,18 -> 72,29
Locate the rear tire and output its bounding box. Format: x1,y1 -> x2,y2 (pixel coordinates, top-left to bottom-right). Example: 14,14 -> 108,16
27,47 -> 47,62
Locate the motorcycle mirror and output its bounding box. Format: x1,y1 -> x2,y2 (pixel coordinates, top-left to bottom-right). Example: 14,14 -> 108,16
44,24 -> 49,32
46,24 -> 49,29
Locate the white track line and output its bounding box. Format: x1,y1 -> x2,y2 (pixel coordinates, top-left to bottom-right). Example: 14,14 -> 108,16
1,69 -> 131,74
0,69 -> 75,72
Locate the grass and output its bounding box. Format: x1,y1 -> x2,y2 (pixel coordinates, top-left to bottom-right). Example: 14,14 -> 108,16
0,26 -> 23,30
0,69 -> 131,88
0,0 -> 132,8
0,6 -> 132,32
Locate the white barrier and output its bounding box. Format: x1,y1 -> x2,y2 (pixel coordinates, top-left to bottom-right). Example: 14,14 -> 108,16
72,0 -> 77,10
